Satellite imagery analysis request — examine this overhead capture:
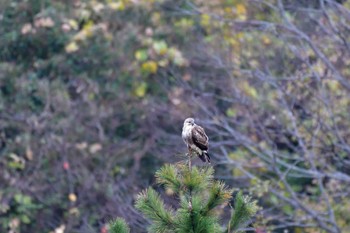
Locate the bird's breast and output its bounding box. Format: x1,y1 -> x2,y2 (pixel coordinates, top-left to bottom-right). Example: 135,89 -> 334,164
182,125 -> 193,144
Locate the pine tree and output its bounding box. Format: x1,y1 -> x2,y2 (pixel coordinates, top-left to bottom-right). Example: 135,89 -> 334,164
109,155 -> 258,233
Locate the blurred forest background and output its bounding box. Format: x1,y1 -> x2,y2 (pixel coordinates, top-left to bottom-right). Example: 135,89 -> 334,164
1,0 -> 350,232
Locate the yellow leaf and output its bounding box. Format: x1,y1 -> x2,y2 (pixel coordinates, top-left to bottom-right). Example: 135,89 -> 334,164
236,3 -> 247,20
134,82 -> 148,97
153,41 -> 168,55
200,14 -> 211,27
158,59 -> 169,67
233,168 -> 244,177
108,2 -> 125,11
242,81 -> 258,99
174,18 -> 194,30
135,50 -> 148,61
276,181 -> 285,190
65,42 -> 79,53
168,48 -> 187,66
68,19 -> 78,30
224,7 -> 232,15
8,153 -> 25,169
141,61 -> 158,74
82,20 -> 94,38
236,4 -> 247,15
250,177 -> 259,186
68,193 -> 77,202
83,20 -> 94,31
325,79 -> 339,92
91,1 -> 105,12
313,61 -> 325,74
262,35 -> 271,45
151,12 -> 161,24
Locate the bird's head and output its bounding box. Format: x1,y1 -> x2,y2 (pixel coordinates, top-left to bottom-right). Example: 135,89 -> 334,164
184,118 -> 195,126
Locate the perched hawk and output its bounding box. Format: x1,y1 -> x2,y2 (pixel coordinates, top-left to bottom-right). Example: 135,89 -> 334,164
182,118 -> 211,163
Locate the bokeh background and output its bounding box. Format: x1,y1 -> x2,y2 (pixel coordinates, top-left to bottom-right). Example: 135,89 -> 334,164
1,0 -> 350,232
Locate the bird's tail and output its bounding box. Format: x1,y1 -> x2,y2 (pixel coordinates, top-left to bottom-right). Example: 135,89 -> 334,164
199,151 -> 211,163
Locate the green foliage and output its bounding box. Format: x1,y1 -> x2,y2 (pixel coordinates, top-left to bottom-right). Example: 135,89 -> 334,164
109,218 -> 130,233
155,164 -> 182,194
229,191 -> 258,232
182,166 -> 214,193
135,188 -> 175,232
175,195 -> 221,233
202,181 -> 232,216
0,192 -> 42,231
132,163 -> 257,233
156,164 -> 215,195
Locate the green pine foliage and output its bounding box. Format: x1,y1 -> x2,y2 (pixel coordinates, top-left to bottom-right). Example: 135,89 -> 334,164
155,164 -> 182,193
110,162 -> 258,233
202,181 -> 232,216
228,192 -> 259,232
109,218 -> 130,233
135,188 -> 175,232
175,195 -> 221,233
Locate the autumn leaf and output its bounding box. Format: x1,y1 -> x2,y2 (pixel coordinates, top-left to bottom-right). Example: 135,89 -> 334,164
134,82 -> 148,97
153,41 -> 168,55
200,14 -> 211,27
236,3 -> 247,20
135,50 -> 148,61
262,35 -> 271,45
242,81 -> 258,99
141,61 -> 158,74
65,42 -> 79,53
108,2 -> 125,11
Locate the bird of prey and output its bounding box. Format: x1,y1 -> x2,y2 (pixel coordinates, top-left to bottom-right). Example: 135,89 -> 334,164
182,118 -> 211,163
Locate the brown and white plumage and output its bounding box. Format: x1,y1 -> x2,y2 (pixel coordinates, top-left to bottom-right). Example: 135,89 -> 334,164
182,118 -> 211,163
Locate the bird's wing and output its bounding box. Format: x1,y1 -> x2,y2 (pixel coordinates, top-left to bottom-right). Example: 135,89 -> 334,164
191,125 -> 209,150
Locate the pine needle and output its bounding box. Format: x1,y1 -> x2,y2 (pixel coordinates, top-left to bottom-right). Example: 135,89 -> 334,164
135,188 -> 174,232
202,181 -> 232,216
109,217 -> 130,233
228,191 -> 258,232
155,164 -> 181,194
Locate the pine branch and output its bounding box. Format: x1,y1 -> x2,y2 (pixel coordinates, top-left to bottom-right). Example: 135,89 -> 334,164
176,195 -> 221,233
182,166 -> 214,193
228,191 -> 258,233
201,181 -> 232,216
155,164 -> 181,194
135,188 -> 174,232
109,217 -> 130,233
